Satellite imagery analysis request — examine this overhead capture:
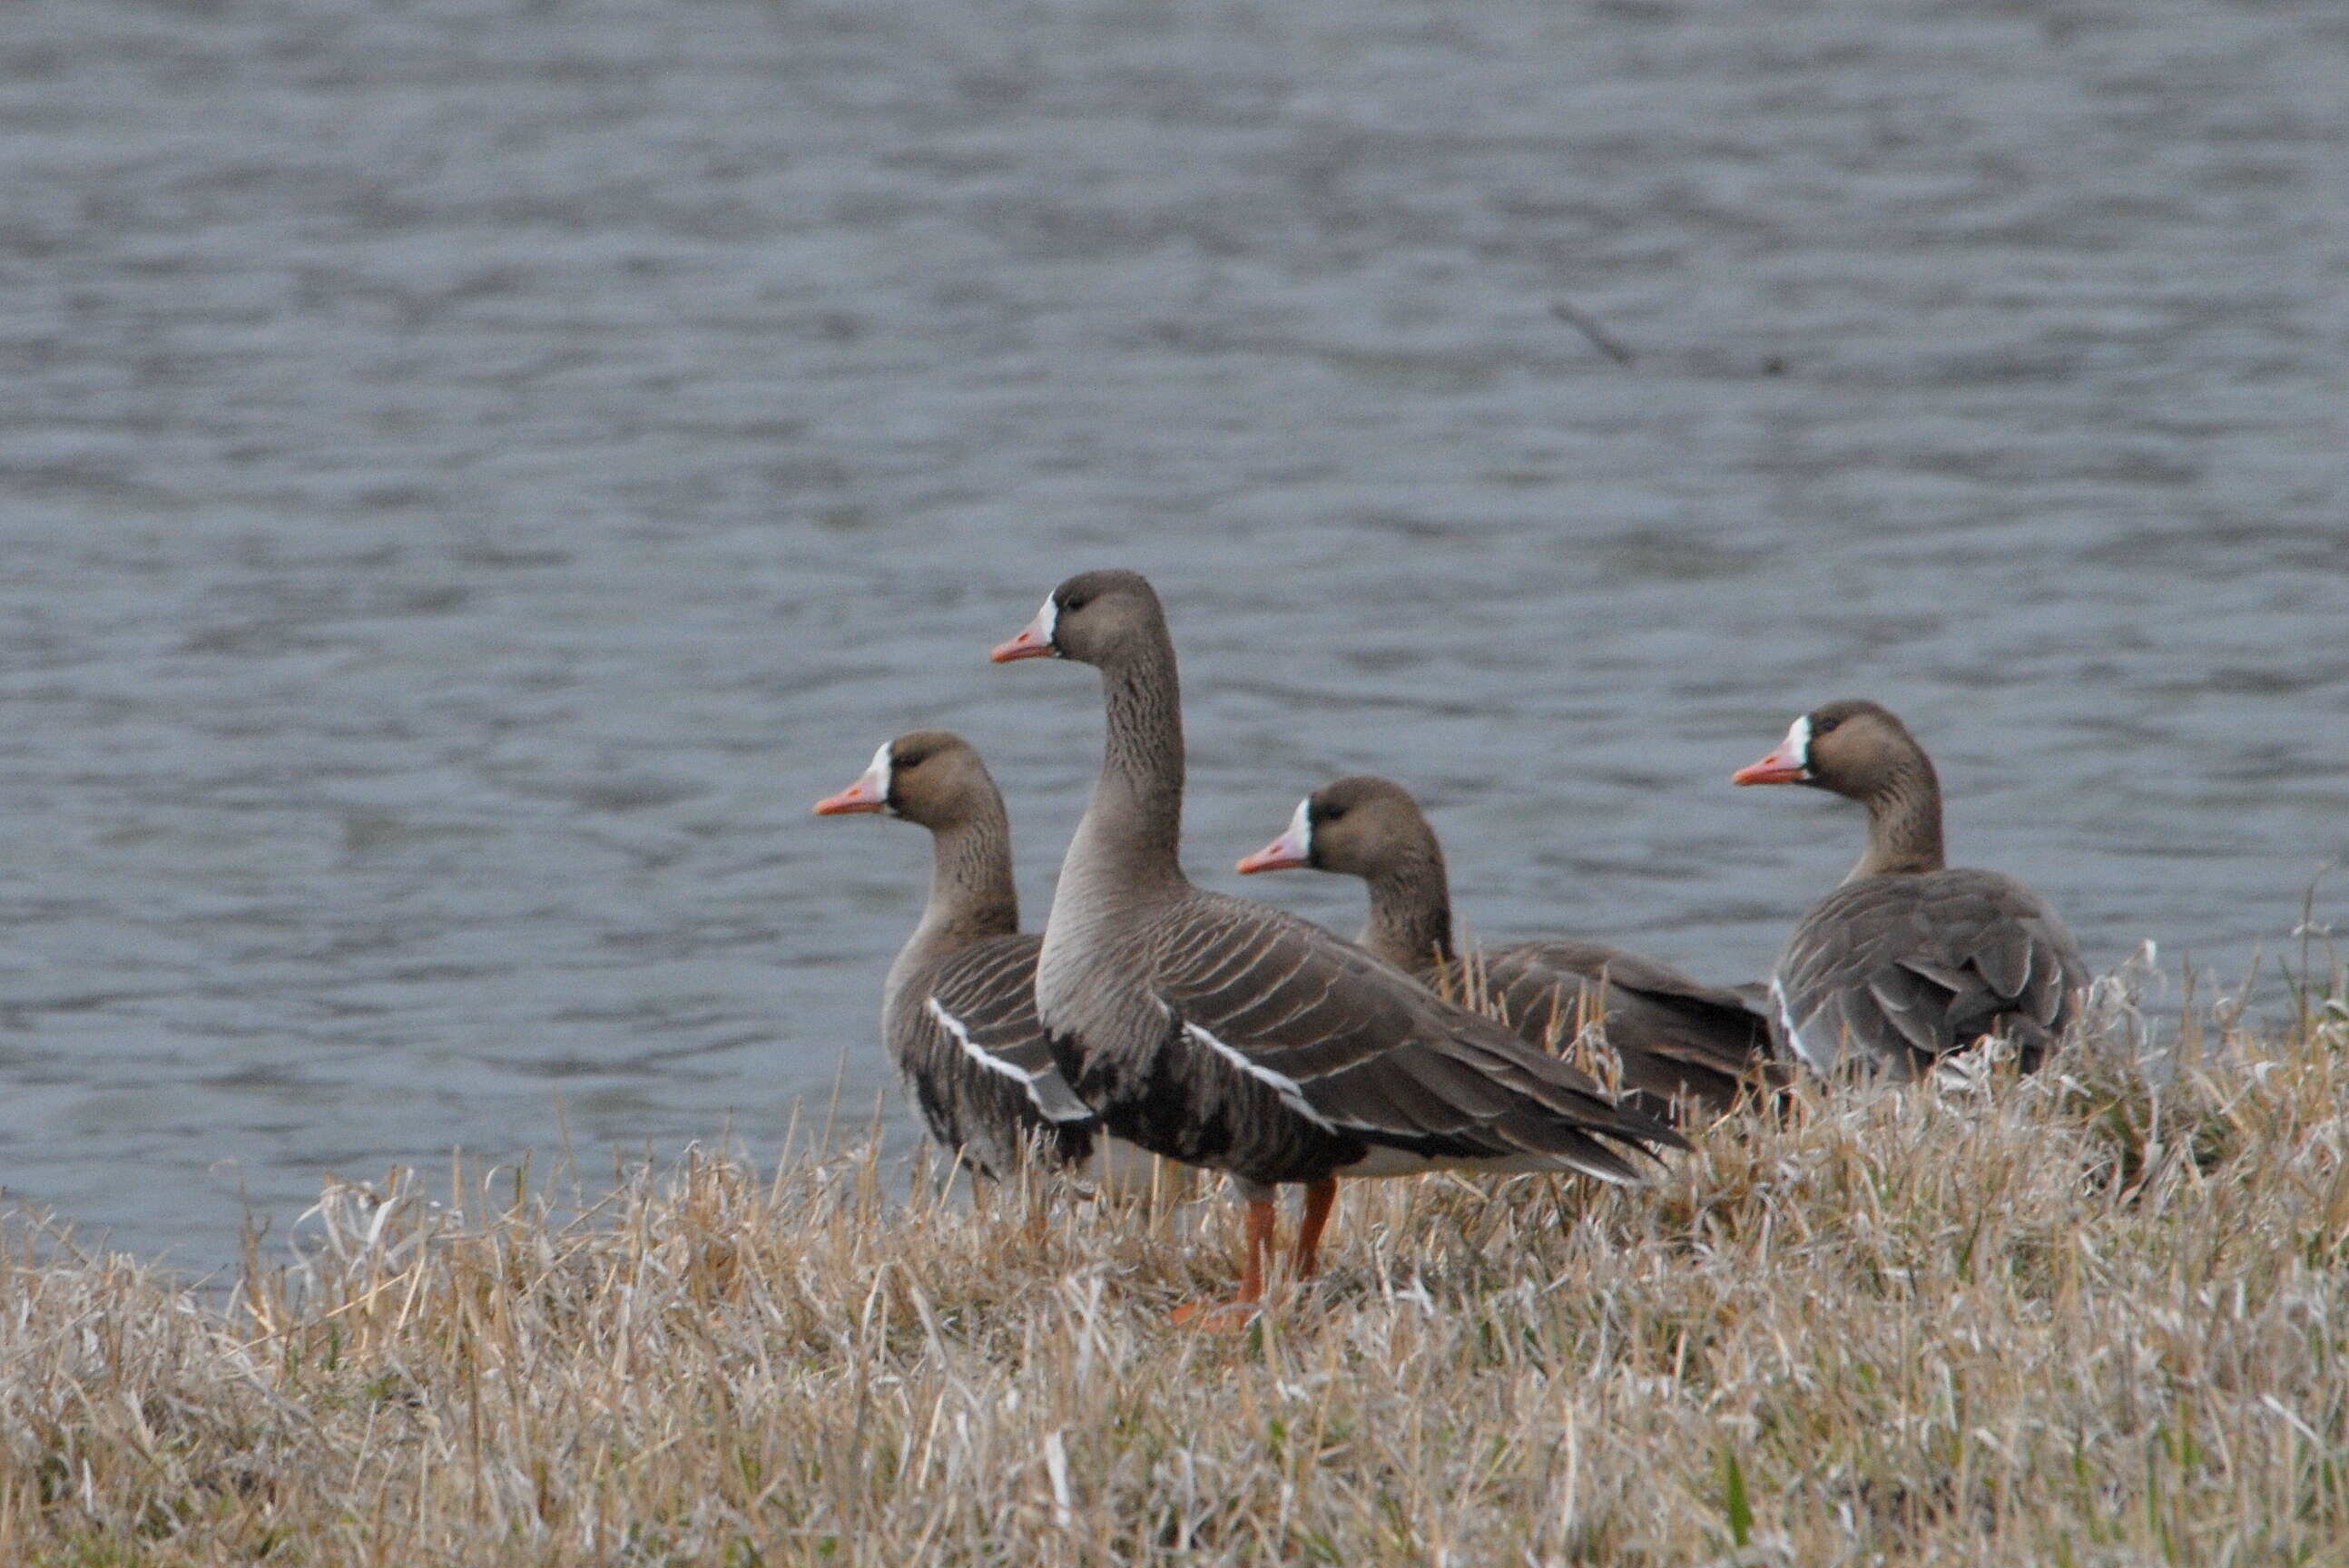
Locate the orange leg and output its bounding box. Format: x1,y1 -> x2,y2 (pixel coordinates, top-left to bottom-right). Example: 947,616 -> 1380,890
1171,1195 -> 1279,1330
1290,1177 -> 1338,1280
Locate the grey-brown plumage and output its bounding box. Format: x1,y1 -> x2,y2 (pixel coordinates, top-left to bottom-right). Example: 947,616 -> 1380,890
813,730 -> 1097,1178
1734,699 -> 2089,1079
1238,775 -> 1779,1121
998,571 -> 1685,1195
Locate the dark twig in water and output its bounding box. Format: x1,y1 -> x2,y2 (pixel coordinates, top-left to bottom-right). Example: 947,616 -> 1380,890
1549,299 -> 1636,366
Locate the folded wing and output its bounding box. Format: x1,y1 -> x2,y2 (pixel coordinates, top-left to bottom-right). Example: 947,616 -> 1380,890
1150,895 -> 1683,1183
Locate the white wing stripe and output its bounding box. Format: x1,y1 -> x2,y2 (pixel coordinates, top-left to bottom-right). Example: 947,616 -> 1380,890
928,997 -> 1090,1122
1772,976 -> 1830,1075
929,998 -> 1044,1082
1182,1021 -> 1336,1131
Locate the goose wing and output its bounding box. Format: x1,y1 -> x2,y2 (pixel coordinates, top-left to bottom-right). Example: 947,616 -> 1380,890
1479,941 -> 1781,1112
921,935 -> 1099,1128
1149,895 -> 1683,1182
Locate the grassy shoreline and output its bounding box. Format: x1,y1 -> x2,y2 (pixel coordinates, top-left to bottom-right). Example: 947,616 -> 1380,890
5,985 -> 2346,1565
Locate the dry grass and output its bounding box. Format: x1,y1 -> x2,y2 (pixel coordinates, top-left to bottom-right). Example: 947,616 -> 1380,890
5,972 -> 2348,1566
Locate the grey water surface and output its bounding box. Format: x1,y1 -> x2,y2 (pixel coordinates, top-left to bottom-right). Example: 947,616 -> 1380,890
2,0 -> 2344,1271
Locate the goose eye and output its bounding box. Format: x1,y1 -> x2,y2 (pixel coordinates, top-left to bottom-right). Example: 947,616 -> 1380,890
1061,593 -> 1088,613
896,750 -> 926,769
1318,805 -> 1347,823
1811,715 -> 1841,737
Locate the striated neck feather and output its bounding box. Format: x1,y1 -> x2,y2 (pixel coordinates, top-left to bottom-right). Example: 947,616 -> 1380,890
1847,752 -> 1947,881
1069,646 -> 1190,897
915,795 -> 1020,951
1361,848 -> 1458,976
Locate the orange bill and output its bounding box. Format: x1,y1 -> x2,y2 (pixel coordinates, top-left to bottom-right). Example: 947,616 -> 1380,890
989,596 -> 1058,662
813,743 -> 891,815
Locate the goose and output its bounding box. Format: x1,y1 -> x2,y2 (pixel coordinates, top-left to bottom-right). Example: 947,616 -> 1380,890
1732,700 -> 2089,1078
1235,775 -> 1779,1120
813,730 -> 1107,1181
991,570 -> 1683,1326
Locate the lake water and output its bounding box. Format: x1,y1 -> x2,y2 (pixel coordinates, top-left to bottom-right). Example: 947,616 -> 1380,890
2,0 -> 2344,1270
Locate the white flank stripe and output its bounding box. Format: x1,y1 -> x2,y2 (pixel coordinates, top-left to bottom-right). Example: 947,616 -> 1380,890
1772,977 -> 1829,1074
1182,1022 -> 1334,1130
926,997 -> 1094,1123
929,998 -> 1037,1082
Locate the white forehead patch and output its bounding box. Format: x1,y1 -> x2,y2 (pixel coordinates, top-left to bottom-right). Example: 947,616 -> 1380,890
1783,714 -> 1812,770
1034,593 -> 1059,644
1287,796 -> 1314,854
861,740 -> 895,808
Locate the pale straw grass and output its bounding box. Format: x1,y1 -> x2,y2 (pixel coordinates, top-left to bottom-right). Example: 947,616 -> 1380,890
4,971 -> 2346,1565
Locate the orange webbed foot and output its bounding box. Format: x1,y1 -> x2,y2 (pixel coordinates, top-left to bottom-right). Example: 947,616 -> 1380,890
1169,1191 -> 1285,1330
1169,1298 -> 1263,1332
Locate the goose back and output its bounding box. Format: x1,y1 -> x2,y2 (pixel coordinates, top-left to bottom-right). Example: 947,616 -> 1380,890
1772,867 -> 2087,1077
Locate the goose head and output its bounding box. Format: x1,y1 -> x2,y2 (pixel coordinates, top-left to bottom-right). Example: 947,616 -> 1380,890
1237,775 -> 1434,877
1732,699 -> 1923,803
989,569 -> 1166,670
813,729 -> 997,830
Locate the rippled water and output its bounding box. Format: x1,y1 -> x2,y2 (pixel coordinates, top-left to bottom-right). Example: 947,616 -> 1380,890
2,0 -> 2344,1269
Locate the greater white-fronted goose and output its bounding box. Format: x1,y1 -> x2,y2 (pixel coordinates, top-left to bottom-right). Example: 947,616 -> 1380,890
1235,775 -> 1779,1121
991,570 -> 1683,1326
1732,699 -> 2089,1079
813,730 -> 1103,1181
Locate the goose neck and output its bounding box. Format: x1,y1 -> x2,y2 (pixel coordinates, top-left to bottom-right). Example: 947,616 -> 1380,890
1076,655 -> 1188,891
1846,756 -> 1947,880
1361,854 -> 1458,975
915,804 -> 1021,951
